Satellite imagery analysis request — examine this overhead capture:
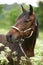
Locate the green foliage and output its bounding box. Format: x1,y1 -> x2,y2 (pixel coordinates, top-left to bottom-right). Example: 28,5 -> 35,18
0,5 -> 3,14
34,1 -> 43,30
9,7 -> 21,25
0,2 -> 43,30
0,3 -> 29,29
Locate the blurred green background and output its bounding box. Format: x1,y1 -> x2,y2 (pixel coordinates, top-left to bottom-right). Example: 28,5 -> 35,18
0,1 -> 43,65
0,1 -> 43,30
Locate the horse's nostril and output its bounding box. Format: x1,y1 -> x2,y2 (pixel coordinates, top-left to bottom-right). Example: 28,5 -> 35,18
6,35 -> 12,42
9,35 -> 12,38
6,35 -> 12,38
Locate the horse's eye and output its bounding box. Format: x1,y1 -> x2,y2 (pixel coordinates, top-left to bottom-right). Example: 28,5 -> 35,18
25,21 -> 28,22
28,18 -> 32,21
25,18 -> 32,23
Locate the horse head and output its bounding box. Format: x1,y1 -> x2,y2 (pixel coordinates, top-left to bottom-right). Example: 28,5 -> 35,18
6,5 -> 36,43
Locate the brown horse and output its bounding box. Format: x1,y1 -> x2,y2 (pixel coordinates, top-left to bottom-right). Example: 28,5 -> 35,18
0,5 -> 38,65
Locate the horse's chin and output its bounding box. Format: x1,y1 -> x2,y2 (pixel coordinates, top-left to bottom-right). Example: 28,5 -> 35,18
9,38 -> 18,44
7,38 -> 12,43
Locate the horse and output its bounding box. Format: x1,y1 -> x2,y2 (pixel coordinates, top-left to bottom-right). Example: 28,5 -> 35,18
0,5 -> 38,65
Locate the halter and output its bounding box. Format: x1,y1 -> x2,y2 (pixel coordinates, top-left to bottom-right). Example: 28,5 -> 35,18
11,26 -> 34,60
12,16 -> 37,39
11,16 -> 37,60
12,26 -> 34,38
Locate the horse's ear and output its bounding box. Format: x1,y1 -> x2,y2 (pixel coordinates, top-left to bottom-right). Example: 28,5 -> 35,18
21,5 -> 26,13
29,5 -> 33,15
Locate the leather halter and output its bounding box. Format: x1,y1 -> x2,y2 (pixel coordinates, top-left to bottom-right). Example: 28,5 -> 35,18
11,26 -> 34,60
12,26 -> 34,38
12,16 -> 37,38
11,16 -> 37,60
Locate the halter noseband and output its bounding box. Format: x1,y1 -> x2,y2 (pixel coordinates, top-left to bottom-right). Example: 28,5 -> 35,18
12,26 -> 34,39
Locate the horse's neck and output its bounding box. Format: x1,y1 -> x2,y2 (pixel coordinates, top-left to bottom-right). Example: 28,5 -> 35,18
22,31 -> 37,57
0,34 -> 7,43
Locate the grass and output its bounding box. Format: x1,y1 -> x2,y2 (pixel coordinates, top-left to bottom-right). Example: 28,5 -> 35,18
0,29 -> 43,65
